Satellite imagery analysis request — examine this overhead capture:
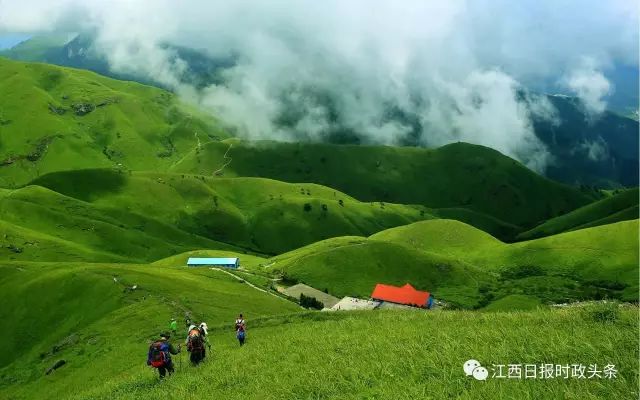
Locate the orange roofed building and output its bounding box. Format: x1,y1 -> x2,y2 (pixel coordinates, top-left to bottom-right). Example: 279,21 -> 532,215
370,283 -> 433,308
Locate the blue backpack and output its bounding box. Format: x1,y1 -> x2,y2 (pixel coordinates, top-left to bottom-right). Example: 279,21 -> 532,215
148,341 -> 169,368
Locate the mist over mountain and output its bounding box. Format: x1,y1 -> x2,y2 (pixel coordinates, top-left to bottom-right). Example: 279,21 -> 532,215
1,0 -> 637,186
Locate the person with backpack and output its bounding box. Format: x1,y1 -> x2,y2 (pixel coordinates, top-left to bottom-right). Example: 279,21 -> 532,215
235,314 -> 246,346
147,333 -> 180,378
185,324 -> 206,365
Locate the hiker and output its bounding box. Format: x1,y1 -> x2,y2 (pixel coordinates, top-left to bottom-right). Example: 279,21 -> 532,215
199,322 -> 211,352
147,333 -> 180,378
186,324 -> 206,365
199,322 -> 208,336
169,318 -> 178,337
200,322 -> 212,356
235,314 -> 246,346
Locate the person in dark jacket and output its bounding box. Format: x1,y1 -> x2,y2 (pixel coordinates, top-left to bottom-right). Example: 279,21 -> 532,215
147,333 -> 180,378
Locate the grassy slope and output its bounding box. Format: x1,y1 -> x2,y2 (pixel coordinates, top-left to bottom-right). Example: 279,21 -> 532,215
0,35 -> 74,62
29,169 -> 435,255
482,294 -> 542,311
0,261 -> 299,398
0,57 -> 227,187
0,185 -> 241,262
269,235 -> 489,308
375,219 -> 639,302
3,304 -> 637,400
271,219 -> 638,307
170,140 -> 597,233
0,57 -> 607,242
517,188 -> 639,240
371,219 -> 638,273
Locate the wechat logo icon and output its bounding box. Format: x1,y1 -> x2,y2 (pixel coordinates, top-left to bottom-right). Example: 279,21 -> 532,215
464,359 -> 488,381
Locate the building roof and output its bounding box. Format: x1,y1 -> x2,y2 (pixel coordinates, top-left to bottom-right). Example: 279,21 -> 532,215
370,283 -> 430,307
187,257 -> 239,265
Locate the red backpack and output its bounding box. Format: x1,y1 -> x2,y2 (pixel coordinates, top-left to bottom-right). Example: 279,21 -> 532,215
148,341 -> 168,368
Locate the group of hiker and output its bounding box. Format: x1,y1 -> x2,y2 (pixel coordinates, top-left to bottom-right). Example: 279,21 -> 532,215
147,314 -> 247,378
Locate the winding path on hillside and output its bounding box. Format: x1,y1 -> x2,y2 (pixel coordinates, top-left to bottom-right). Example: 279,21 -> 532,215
213,143 -> 233,176
211,267 -> 297,305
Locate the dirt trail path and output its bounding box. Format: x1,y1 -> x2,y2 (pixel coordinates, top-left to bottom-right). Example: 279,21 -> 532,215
194,131 -> 202,151
212,268 -> 296,305
213,143 -> 233,176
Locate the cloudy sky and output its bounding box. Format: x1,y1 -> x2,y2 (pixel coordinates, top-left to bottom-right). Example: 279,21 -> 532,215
0,0 -> 637,171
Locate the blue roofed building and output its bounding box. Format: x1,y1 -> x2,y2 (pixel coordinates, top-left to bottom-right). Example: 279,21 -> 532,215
187,257 -> 240,268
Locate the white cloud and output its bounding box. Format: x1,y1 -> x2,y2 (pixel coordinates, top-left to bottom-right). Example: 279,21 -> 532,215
0,0 -> 637,172
577,138 -> 609,162
562,58 -> 613,117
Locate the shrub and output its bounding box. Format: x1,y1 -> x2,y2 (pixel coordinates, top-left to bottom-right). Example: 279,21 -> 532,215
299,294 -> 324,310
303,203 -> 312,212
583,302 -> 620,324
500,265 -> 545,280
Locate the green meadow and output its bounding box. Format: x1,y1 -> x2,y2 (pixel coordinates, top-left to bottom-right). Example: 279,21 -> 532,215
269,219 -> 638,308
0,262 -> 636,400
0,58 -> 637,400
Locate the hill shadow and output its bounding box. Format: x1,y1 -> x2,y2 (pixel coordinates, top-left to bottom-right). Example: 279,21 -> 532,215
28,168 -> 128,202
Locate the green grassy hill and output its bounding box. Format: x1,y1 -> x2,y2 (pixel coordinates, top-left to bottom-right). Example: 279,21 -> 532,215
0,262 -> 635,400
0,57 -> 637,399
270,219 -> 638,308
517,188 -> 639,240
0,35 -> 75,62
0,57 -> 608,242
170,140 -> 598,234
0,184 -> 241,262
0,261 -> 299,397
270,236 -> 489,308
0,57 -> 227,187
28,169 -> 436,255
375,219 -> 639,303
4,36 -> 638,190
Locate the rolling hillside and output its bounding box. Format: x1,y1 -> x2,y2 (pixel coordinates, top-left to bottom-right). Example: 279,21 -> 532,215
0,261 -> 299,399
517,188 -> 639,240
0,185 -> 241,262
0,24 -> 640,400
171,140 -> 598,232
0,57 -> 227,187
0,57 -> 606,242
0,261 -> 635,399
3,36 -> 638,189
24,169 -> 436,256
270,219 -> 638,307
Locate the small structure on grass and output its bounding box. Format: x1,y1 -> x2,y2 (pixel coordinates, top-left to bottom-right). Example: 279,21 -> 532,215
187,257 -> 239,269
370,283 -> 433,309
280,283 -> 340,308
